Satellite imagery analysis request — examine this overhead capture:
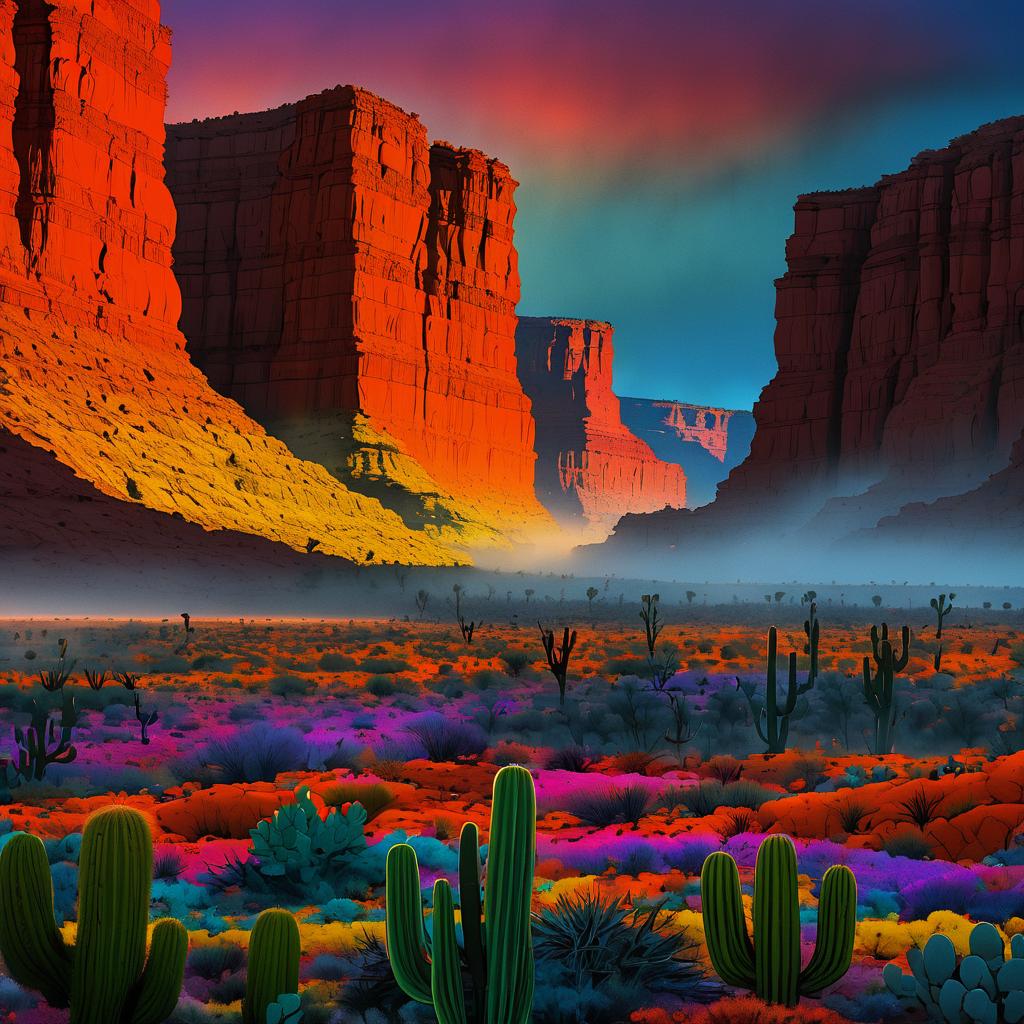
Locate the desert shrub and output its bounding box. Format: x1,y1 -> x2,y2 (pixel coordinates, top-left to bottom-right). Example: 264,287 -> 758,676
665,780 -> 776,816
359,656 -> 410,674
153,844 -> 186,880
545,745 -> 596,772
702,754 -> 743,783
187,942 -> 246,980
569,784 -> 654,827
319,781 -> 395,822
714,808 -> 760,840
365,674 -> 416,696
501,649 -> 530,677
406,714 -> 488,762
180,723 -> 308,784
269,674 -> 314,698
319,652 -> 357,672
489,740 -> 534,766
882,830 -> 934,860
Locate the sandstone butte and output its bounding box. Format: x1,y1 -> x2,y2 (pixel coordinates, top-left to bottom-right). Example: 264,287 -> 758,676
600,115 -> 1024,561
165,89 -> 552,549
0,0 -> 461,569
618,398 -> 755,508
514,316 -> 687,535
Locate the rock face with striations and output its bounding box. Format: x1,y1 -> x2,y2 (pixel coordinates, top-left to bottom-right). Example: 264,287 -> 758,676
165,90 -> 549,546
619,398 -> 755,507
515,316 -> 686,533
597,116 -> 1024,573
0,0 -> 459,572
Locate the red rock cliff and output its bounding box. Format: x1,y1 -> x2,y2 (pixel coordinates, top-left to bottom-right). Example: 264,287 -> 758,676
598,115 -> 1024,568
0,1 -> 459,569
165,90 -> 548,544
515,316 -> 686,532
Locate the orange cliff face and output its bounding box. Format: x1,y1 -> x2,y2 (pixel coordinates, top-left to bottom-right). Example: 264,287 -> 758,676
0,0 -> 460,568
514,316 -> 686,535
165,89 -> 551,547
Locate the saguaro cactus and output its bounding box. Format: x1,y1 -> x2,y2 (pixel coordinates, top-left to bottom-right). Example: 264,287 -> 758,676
863,624 -> 910,755
803,602 -> 820,685
386,764 -> 536,1024
701,834 -> 856,1007
930,593 -> 955,639
0,805 -> 187,1024
242,909 -> 300,1024
738,626 -> 813,754
538,623 -> 577,706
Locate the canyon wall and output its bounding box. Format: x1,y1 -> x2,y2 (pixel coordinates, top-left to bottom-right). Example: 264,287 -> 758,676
165,90 -> 548,544
515,316 -> 686,532
598,115 -> 1024,573
619,398 -> 755,506
0,0 -> 459,570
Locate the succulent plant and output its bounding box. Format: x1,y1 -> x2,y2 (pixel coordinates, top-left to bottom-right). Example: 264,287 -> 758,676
863,623 -> 910,755
385,763 -> 536,1024
700,834 -> 856,1007
0,805 -> 187,1024
884,923 -> 1024,1023
265,992 -> 303,1023
243,909 -> 300,1024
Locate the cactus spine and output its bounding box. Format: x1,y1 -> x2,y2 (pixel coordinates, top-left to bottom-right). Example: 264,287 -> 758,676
0,805 -> 187,1024
863,623 -> 910,755
385,764 -> 536,1024
738,627 -> 813,754
701,834 -> 856,1007
242,909 -> 300,1024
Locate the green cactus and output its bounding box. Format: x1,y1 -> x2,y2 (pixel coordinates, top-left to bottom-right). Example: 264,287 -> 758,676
385,763 -> 536,1024
0,805 -> 187,1024
863,624 -> 910,755
265,993 -> 303,1023
737,627 -> 814,754
803,601 -> 820,686
243,909 -> 300,1024
930,592 -> 956,639
883,922 -> 1024,1023
701,834 -> 856,1007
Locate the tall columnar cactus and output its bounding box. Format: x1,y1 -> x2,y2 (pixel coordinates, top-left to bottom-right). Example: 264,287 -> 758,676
930,592 -> 955,639
883,922 -> 1024,1023
0,805 -> 188,1024
863,624 -> 910,755
538,623 -> 577,707
803,602 -> 820,685
12,694 -> 79,781
242,909 -> 300,1024
701,834 -> 856,1007
386,764 -> 536,1024
738,627 -> 814,754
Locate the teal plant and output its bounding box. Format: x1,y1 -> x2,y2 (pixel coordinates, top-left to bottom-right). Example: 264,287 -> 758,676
737,627 -> 814,754
266,993 -> 303,1023
538,623 -> 577,707
385,763 -> 536,1024
242,909 -> 300,1024
863,624 -> 910,755
701,833 -> 856,1007
883,922 -> 1024,1023
0,805 -> 187,1024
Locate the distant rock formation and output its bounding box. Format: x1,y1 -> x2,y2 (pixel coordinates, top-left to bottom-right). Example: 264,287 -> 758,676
165,89 -> 550,547
619,399 -> 754,507
514,317 -> 686,533
0,0 -> 459,569
595,115 -> 1024,576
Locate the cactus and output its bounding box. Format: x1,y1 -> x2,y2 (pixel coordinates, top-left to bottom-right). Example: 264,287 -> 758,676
883,922 -> 1024,1023
134,693 -> 159,745
0,805 -> 187,1024
538,623 -> 577,707
385,764 -> 536,1024
243,909 -> 300,1024
930,592 -> 956,639
11,694 -> 79,782
737,627 -> 814,754
803,602 -> 820,685
266,993 -> 303,1023
701,834 -> 856,1007
863,624 -> 910,755
39,638 -> 75,691
640,593 -> 664,657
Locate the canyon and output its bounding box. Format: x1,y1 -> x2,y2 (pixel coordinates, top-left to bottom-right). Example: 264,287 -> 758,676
0,0 -> 462,574
515,316 -> 687,533
165,89 -> 549,547
599,115 -> 1024,573
619,398 -> 754,507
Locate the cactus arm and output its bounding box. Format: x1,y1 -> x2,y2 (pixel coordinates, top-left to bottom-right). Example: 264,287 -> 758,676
242,909 -> 299,1024
458,822 -> 486,1018
430,880 -> 468,1024
484,765 -> 536,1024
753,835 -> 801,1007
0,832 -> 72,1007
700,851 -> 756,989
800,865 -> 857,994
385,843 -> 433,1004
893,626 -> 911,672
71,805 -> 153,1024
126,918 -> 188,1024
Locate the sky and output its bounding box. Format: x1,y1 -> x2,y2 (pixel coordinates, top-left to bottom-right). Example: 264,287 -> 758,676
164,1 -> 1024,410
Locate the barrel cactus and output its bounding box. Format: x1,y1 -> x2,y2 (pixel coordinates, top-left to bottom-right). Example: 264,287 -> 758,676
385,763 -> 536,1024
0,805 -> 187,1024
883,923 -> 1024,1023
243,908 -> 300,1024
700,834 -> 857,1006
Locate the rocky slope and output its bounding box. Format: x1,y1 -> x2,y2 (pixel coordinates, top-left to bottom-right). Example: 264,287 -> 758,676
166,90 -> 550,547
515,317 -> 686,534
0,0 -> 457,571
619,399 -> 754,506
596,115 -> 1024,575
